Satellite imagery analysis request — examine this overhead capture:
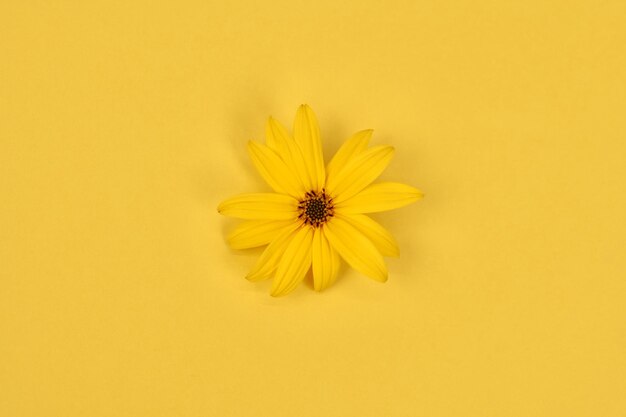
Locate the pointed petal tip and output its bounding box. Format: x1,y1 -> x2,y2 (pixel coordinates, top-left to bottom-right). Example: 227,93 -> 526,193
412,188 -> 425,201
375,269 -> 389,283
377,144 -> 396,159
269,287 -> 291,297
374,270 -> 389,282
313,284 -> 325,292
297,104 -> 318,117
269,288 -> 283,297
246,272 -> 264,282
266,116 -> 282,131
355,128 -> 374,140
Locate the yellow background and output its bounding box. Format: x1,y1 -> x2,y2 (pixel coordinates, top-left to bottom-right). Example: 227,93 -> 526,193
1,1 -> 625,416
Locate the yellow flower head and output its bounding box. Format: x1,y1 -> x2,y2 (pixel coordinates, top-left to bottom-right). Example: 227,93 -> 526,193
218,105 -> 422,296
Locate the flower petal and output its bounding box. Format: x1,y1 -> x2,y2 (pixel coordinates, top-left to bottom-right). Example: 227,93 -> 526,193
293,104 -> 325,191
271,226 -> 314,297
247,141 -> 303,197
265,117 -> 289,155
311,227 -> 341,291
217,193 -> 298,220
266,117 -> 311,192
324,217 -> 388,282
325,129 -> 372,186
325,145 -> 395,204
338,214 -> 399,257
246,223 -> 300,282
227,219 -> 294,250
335,182 -> 423,214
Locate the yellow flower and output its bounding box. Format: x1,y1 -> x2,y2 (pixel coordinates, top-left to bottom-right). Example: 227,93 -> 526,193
218,105 -> 422,296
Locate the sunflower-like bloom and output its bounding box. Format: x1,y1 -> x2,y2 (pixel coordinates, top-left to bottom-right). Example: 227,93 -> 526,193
218,105 -> 422,296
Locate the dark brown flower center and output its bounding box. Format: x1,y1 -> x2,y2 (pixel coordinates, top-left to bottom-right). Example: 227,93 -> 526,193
298,189 -> 334,228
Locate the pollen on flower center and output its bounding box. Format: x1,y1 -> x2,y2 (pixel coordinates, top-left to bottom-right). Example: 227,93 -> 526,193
298,189 -> 334,228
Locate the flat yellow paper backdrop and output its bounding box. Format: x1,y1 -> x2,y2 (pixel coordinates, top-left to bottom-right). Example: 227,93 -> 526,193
1,1 -> 625,416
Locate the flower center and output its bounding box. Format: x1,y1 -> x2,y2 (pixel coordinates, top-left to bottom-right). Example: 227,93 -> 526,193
298,189 -> 334,228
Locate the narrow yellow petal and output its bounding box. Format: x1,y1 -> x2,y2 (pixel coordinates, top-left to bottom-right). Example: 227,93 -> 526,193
217,193 -> 298,220
246,224 -> 299,282
324,217 -> 388,282
338,214 -> 399,257
335,182 -> 423,214
311,228 -> 341,291
247,141 -> 302,197
265,117 -> 289,155
227,219 -> 294,250
293,104 -> 325,190
266,117 -> 311,192
325,145 -> 395,204
270,226 -> 314,297
326,129 -> 372,185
